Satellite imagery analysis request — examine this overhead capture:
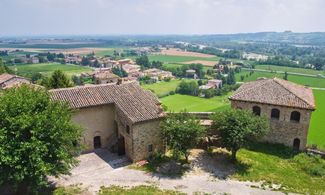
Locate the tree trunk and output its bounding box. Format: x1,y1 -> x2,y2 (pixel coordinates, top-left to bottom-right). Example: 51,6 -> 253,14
231,149 -> 237,162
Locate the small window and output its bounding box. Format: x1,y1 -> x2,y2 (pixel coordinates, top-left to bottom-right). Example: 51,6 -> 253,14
293,138 -> 300,151
126,125 -> 130,134
148,144 -> 153,152
271,108 -> 280,119
290,111 -> 301,123
252,106 -> 261,116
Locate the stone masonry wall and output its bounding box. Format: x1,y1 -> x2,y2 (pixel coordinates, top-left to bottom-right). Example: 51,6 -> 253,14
131,119 -> 164,162
231,100 -> 312,150
72,104 -> 116,151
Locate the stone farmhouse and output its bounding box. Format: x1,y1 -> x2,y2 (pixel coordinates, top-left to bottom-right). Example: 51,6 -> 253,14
0,73 -> 30,89
229,78 -> 315,150
50,82 -> 165,162
94,71 -> 119,84
199,79 -> 223,90
142,68 -> 174,81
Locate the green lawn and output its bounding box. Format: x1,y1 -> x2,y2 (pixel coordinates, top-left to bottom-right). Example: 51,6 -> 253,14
149,55 -> 219,63
255,64 -> 325,75
233,143 -> 325,194
308,90 -> 325,150
236,70 -> 325,88
160,94 -> 231,112
10,63 -> 93,77
141,79 -> 186,97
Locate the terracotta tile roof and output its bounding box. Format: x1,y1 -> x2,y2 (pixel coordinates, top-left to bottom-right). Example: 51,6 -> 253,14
0,74 -> 15,84
94,71 -> 119,79
50,82 -> 165,123
229,78 -> 315,110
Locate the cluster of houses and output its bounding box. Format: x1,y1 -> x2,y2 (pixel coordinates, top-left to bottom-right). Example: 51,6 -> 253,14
84,59 -> 174,85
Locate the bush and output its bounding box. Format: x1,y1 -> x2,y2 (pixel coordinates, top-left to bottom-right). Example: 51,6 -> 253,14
293,153 -> 325,177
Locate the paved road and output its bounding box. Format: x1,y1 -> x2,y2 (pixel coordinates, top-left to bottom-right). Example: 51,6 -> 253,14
242,68 -> 325,78
52,149 -> 286,195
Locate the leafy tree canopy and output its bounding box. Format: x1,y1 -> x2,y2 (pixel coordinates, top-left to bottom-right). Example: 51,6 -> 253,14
161,111 -> 206,161
47,70 -> 73,89
211,109 -> 270,160
0,85 -> 83,193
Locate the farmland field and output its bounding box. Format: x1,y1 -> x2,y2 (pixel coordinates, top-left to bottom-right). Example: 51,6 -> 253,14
308,90 -> 325,150
149,55 -> 219,63
160,94 -> 231,112
236,70 -> 325,88
142,79 -> 188,97
158,48 -> 216,58
9,63 -> 93,76
255,64 -> 325,75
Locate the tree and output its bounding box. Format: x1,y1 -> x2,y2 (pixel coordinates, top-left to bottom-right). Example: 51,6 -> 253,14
283,71 -> 288,80
31,72 -> 43,83
136,55 -> 150,68
0,58 -> 13,74
81,57 -> 90,66
161,111 -> 206,162
210,109 -> 269,161
112,66 -> 128,78
0,85 -> 83,193
226,70 -> 236,85
47,70 -> 73,89
176,80 -> 199,96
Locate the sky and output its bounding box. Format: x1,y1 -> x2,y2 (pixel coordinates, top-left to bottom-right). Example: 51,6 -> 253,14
1,0 -> 325,36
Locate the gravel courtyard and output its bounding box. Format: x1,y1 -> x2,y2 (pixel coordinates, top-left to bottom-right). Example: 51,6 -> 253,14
53,149 -> 286,195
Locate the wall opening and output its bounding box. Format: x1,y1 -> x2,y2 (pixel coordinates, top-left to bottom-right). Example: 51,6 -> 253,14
252,106 -> 261,116
94,136 -> 101,149
118,135 -> 126,156
290,111 -> 301,123
293,138 -> 300,151
271,108 -> 280,119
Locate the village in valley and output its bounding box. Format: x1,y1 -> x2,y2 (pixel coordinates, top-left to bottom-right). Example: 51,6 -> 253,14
1,1 -> 325,195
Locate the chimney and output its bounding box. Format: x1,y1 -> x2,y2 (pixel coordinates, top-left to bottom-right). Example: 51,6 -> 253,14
117,78 -> 123,85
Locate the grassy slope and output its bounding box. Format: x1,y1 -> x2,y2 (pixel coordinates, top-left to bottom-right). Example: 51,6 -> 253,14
255,64 -> 325,75
308,90 -> 325,149
160,94 -> 231,112
142,79 -> 184,97
236,70 -> 325,88
234,143 -> 325,194
149,55 -> 219,63
10,63 -> 93,76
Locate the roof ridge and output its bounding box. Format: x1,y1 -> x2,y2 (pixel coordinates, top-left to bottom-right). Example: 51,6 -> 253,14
273,78 -> 313,107
49,82 -> 135,92
229,79 -> 270,99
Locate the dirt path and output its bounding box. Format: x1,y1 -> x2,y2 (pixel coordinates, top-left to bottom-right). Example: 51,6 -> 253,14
53,149 -> 285,195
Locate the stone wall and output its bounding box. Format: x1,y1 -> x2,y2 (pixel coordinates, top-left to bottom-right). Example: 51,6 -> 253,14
72,104 -> 116,151
231,100 -> 313,150
131,119 -> 164,162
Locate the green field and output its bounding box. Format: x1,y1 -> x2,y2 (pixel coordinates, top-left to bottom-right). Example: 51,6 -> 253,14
142,79 -> 186,97
255,64 -> 325,75
10,63 -> 93,76
94,49 -> 116,57
308,90 -> 325,150
149,55 -> 219,63
236,70 -> 325,88
160,94 -> 231,112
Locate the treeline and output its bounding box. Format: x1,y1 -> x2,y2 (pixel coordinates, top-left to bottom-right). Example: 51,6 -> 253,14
185,46 -> 241,59
135,55 -> 163,69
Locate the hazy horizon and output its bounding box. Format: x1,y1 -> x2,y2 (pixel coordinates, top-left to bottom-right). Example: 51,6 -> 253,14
1,0 -> 325,36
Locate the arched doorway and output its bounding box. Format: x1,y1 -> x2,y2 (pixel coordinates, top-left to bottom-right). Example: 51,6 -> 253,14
118,135 -> 125,156
293,138 -> 300,151
94,136 -> 101,149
